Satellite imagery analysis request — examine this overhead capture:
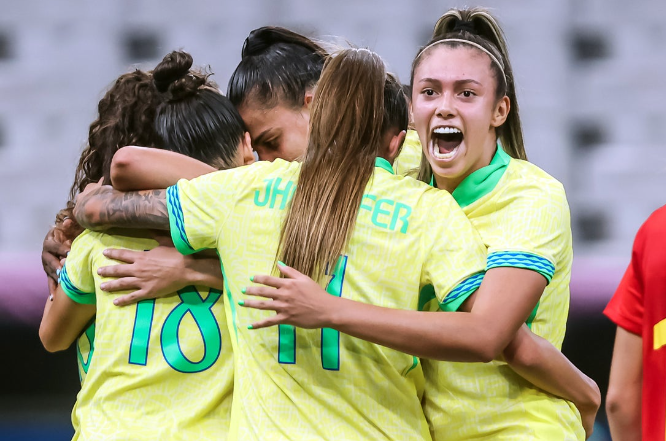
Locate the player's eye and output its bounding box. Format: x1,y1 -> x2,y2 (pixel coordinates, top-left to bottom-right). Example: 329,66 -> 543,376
461,90 -> 475,98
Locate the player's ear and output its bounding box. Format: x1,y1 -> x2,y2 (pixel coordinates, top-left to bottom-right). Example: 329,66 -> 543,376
303,89 -> 314,110
386,130 -> 406,164
240,132 -> 255,165
491,96 -> 510,128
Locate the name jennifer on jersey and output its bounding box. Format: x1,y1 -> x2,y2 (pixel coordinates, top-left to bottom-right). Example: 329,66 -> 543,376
253,176 -> 413,234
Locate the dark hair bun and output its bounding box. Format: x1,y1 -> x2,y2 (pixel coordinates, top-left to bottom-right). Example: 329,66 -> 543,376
153,50 -> 205,100
242,26 -> 324,59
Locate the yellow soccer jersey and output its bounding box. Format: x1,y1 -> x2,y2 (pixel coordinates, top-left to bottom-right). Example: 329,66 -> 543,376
75,322 -> 95,385
167,158 -> 487,441
421,146 -> 583,440
393,129 -> 422,179
60,229 -> 233,441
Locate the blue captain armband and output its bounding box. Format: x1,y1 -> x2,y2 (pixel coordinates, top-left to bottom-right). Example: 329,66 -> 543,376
487,251 -> 555,284
440,272 -> 485,312
166,185 -> 198,255
59,265 -> 96,305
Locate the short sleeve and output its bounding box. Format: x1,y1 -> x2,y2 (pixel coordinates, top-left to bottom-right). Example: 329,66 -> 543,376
486,182 -> 570,284
60,232 -> 96,305
421,193 -> 487,312
167,170 -> 237,255
604,261 -> 643,335
604,209 -> 659,336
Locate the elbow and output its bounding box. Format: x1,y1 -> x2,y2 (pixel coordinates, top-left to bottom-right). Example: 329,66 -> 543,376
72,202 -> 101,231
474,346 -> 502,363
605,387 -> 627,417
587,379 -> 602,411
39,328 -> 69,353
473,329 -> 508,363
458,337 -> 503,363
111,146 -> 138,191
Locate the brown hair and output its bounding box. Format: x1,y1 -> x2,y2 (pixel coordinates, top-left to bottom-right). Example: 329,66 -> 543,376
69,70 -> 163,203
412,7 -> 526,184
277,49 -> 387,280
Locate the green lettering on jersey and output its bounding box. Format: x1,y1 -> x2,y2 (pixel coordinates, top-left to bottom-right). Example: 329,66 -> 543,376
269,177 -> 295,210
277,255 -> 348,370
253,177 -> 296,210
360,194 -> 412,234
128,288 -> 223,374
371,199 -> 394,229
254,178 -> 274,207
162,287 -> 222,373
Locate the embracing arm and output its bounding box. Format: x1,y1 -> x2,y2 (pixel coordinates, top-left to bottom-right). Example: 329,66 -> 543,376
111,146 -> 216,191
73,185 -> 169,231
457,288 -> 600,436
95,247 -> 224,306
39,285 -> 96,352
606,327 -> 642,441
244,265 -> 542,362
503,324 -> 600,438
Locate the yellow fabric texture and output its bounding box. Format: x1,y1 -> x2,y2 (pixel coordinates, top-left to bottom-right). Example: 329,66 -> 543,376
393,129 -> 422,179
169,159 -> 487,441
61,229 -> 233,441
421,158 -> 583,440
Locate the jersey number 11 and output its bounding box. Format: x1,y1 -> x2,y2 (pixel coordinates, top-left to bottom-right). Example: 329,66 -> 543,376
278,255 -> 348,371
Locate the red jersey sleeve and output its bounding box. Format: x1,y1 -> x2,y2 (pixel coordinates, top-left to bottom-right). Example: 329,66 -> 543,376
604,220 -> 647,336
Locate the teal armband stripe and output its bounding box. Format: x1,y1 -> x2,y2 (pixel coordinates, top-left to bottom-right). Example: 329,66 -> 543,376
59,266 -> 96,305
440,272 -> 485,312
487,251 -> 555,283
166,185 -> 197,255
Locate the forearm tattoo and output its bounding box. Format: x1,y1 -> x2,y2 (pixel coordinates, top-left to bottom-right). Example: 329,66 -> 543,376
76,187 -> 169,230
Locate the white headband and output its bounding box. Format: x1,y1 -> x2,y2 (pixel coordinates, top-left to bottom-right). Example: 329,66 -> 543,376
417,38 -> 506,86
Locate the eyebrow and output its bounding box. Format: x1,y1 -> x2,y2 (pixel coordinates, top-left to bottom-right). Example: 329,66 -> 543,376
253,129 -> 277,146
418,77 -> 483,87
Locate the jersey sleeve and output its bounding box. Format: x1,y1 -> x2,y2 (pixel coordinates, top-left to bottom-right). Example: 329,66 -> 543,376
59,232 -> 96,305
603,208 -> 662,335
604,261 -> 643,335
486,182 -> 570,284
167,170 -> 237,255
422,194 -> 487,312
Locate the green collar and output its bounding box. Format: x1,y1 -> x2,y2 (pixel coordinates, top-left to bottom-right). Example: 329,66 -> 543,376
375,157 -> 395,174
430,145 -> 510,208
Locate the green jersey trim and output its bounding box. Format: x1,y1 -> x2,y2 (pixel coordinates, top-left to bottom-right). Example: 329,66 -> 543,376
405,356 -> 419,375
167,184 -> 198,255
440,272 -> 485,312
452,145 -> 510,208
375,157 -> 395,174
429,145 -> 510,208
487,251 -> 555,283
59,265 -> 96,304
76,322 -> 96,375
525,301 -> 540,330
417,285 -> 436,311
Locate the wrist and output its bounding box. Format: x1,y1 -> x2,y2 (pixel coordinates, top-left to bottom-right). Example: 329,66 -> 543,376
183,255 -> 204,285
184,255 -> 224,290
323,295 -> 345,329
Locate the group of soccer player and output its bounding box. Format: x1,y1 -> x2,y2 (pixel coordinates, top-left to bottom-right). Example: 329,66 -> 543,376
39,5 -> 659,441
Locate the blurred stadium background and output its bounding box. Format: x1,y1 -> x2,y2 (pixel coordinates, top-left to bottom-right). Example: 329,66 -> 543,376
2,0 -> 665,439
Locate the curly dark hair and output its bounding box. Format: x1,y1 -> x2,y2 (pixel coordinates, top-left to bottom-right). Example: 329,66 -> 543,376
68,70 -> 164,203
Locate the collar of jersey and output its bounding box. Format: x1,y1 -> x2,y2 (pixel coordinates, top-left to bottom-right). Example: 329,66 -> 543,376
430,144 -> 510,208
375,157 -> 394,174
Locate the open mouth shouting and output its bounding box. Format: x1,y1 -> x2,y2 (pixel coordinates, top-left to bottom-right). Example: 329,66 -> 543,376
430,126 -> 463,162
